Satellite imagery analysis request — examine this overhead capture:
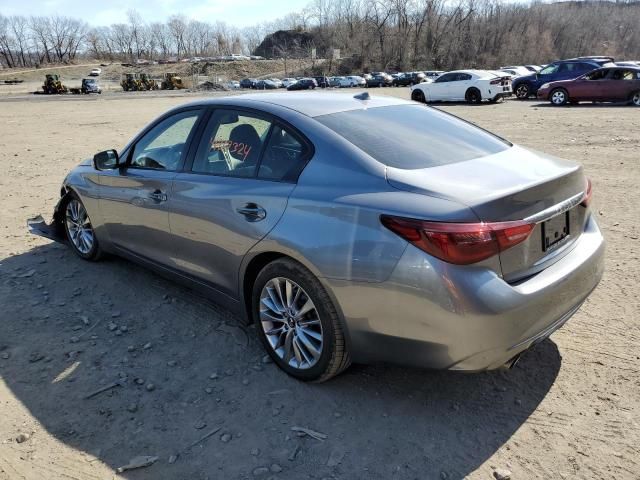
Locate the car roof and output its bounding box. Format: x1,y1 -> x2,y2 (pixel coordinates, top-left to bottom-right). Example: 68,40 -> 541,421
180,92 -> 412,118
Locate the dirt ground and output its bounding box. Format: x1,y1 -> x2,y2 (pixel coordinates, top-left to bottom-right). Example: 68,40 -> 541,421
0,91 -> 638,480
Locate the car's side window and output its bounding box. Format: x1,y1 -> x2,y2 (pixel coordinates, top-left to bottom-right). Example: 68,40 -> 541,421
586,69 -> 607,80
435,73 -> 454,83
457,73 -> 472,81
130,110 -> 201,170
258,124 -> 309,181
192,109 -> 271,177
611,69 -> 636,80
540,64 -> 558,75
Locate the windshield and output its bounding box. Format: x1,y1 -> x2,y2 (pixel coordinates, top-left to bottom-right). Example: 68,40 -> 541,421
316,105 -> 511,169
540,64 -> 559,75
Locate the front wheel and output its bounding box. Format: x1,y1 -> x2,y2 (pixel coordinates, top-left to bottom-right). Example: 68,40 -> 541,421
63,193 -> 102,260
550,88 -> 568,106
253,259 -> 351,382
515,83 -> 530,99
630,91 -> 640,106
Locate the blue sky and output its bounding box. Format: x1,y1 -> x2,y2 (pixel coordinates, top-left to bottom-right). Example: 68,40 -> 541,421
0,0 -> 311,26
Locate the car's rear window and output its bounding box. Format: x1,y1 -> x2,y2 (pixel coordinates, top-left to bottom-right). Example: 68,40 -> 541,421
316,104 -> 511,169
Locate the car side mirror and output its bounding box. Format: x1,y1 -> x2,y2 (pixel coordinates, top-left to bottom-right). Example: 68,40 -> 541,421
93,149 -> 120,170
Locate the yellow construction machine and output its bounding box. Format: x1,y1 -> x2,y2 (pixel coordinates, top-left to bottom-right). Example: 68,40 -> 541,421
121,73 -> 143,91
160,73 -> 185,90
42,74 -> 68,94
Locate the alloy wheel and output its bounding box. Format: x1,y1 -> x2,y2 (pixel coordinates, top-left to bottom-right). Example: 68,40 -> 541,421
632,92 -> 640,106
259,277 -> 323,370
516,84 -> 529,99
551,90 -> 566,105
65,199 -> 94,255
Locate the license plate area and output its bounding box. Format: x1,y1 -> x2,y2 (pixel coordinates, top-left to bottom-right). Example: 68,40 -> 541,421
541,212 -> 570,252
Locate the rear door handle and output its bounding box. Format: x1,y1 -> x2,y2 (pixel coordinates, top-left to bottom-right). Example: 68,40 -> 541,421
236,203 -> 266,222
149,190 -> 168,203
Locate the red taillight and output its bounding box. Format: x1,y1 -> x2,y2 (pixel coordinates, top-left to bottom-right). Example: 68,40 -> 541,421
580,178 -> 592,207
381,215 -> 535,265
490,78 -> 502,85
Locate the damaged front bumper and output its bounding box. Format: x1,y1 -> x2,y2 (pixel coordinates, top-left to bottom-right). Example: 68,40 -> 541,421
27,215 -> 66,243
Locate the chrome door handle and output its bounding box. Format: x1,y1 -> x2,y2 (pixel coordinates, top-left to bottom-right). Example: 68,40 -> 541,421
236,203 -> 266,222
149,190 -> 168,202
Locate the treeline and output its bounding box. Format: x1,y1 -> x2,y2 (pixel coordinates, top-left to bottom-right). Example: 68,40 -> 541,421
1,1 -> 640,70
292,0 -> 640,71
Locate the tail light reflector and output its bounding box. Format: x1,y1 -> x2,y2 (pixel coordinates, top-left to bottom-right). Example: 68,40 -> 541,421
580,178 -> 592,207
381,215 -> 535,265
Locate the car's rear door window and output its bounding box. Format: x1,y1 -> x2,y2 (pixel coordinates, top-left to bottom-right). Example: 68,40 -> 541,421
192,109 -> 272,177
258,125 -> 309,181
316,104 -> 510,169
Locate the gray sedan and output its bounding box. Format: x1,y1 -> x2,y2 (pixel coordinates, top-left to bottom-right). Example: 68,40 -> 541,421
28,92 -> 604,381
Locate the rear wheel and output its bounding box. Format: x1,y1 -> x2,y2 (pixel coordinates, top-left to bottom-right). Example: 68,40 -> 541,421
630,91 -> 640,106
253,259 -> 351,382
515,83 -> 530,99
550,88 -> 568,106
411,89 -> 426,103
63,193 -> 102,261
465,88 -> 482,104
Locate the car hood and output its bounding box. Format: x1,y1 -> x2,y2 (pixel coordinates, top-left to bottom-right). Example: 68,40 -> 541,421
385,145 -> 584,221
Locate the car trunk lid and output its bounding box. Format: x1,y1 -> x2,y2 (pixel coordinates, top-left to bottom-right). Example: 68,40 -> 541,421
386,146 -> 588,281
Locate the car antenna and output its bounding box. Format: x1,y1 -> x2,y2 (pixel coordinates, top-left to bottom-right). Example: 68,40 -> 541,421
354,92 -> 370,101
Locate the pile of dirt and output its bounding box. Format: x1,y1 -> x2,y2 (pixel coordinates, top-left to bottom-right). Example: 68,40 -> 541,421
192,81 -> 229,91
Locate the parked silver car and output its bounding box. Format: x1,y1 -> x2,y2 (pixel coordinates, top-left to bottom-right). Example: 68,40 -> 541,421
28,92 -> 604,381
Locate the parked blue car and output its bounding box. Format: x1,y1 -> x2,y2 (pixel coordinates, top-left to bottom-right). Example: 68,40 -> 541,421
513,57 -> 614,99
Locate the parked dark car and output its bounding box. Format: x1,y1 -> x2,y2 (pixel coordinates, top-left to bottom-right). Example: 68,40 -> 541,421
287,78 -> 317,90
313,76 -> 330,88
240,78 -> 257,89
512,57 -> 614,99
81,78 -> 101,94
537,66 -> 640,106
393,72 -> 426,86
254,79 -> 278,90
366,75 -> 392,87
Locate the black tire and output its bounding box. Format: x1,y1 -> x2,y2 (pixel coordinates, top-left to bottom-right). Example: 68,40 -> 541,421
630,90 -> 640,107
549,88 -> 569,106
252,258 -> 351,382
465,88 -> 482,104
515,83 -> 530,100
411,89 -> 426,103
62,192 -> 103,261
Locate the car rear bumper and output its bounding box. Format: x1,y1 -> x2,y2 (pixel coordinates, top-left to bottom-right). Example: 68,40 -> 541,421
326,214 -> 605,370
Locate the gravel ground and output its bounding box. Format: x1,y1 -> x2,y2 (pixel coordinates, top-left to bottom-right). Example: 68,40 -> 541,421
0,91 -> 638,480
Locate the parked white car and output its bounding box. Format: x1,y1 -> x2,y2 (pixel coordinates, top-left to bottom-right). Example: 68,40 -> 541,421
347,75 -> 366,87
89,68 -> 101,76
334,76 -> 360,87
281,78 -> 298,88
410,69 -> 512,104
269,78 -> 283,88
498,66 -> 531,78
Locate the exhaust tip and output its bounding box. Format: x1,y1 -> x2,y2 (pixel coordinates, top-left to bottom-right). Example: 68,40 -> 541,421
501,354 -> 522,370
